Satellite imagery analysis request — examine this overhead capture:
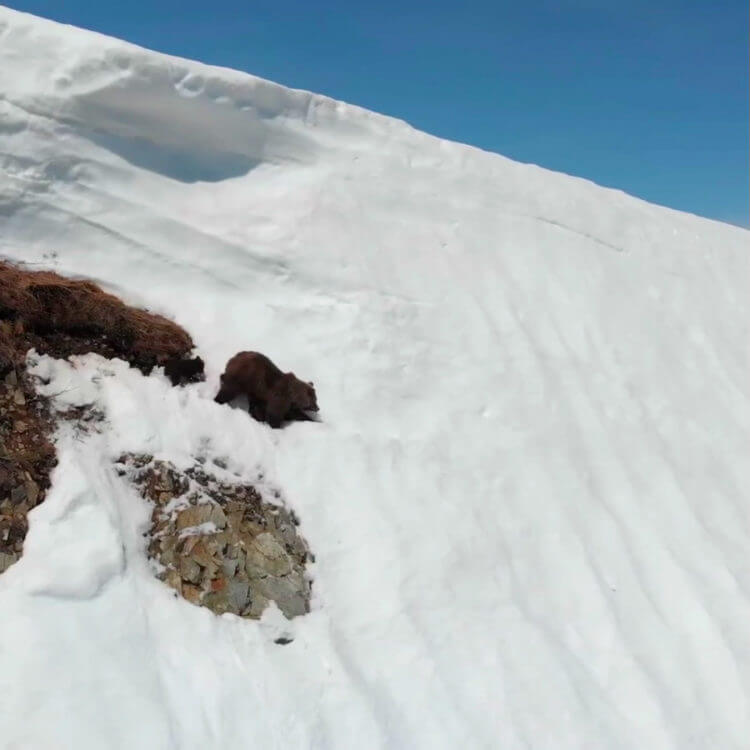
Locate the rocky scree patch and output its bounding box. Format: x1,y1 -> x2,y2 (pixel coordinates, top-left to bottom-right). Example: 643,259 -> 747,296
118,454 -> 313,620
0,359 -> 56,574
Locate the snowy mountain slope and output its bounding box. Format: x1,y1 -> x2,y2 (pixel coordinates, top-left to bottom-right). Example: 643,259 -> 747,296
1,6 -> 749,749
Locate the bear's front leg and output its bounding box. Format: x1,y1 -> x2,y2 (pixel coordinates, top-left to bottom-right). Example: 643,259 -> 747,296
265,392 -> 289,429
247,397 -> 265,423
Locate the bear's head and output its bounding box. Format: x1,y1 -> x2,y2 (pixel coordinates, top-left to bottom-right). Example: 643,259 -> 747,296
289,376 -> 318,413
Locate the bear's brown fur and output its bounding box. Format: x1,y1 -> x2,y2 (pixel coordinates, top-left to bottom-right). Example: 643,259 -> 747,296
215,351 -> 318,428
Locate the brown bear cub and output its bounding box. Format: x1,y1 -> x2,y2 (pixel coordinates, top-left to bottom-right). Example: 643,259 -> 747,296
215,351 -> 319,428
163,356 -> 205,386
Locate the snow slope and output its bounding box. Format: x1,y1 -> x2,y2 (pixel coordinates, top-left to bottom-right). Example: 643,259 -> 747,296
1,6 -> 749,749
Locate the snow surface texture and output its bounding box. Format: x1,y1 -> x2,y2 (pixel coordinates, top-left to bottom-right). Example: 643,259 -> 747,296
1,6 -> 749,749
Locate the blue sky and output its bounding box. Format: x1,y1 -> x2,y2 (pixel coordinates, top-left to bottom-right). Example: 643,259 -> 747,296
9,0 -> 749,226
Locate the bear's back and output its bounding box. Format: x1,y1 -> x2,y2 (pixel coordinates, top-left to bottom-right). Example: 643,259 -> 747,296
224,351 -> 283,395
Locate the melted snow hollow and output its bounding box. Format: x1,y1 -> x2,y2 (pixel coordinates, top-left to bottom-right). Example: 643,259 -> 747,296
0,6 -> 748,749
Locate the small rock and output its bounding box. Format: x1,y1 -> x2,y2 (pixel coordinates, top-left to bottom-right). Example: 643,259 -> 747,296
209,577 -> 226,592
159,545 -> 176,568
13,389 -> 25,406
181,535 -> 199,555
179,556 -> 202,584
164,568 -> 182,594
208,504 -> 227,530
25,479 -> 39,507
226,510 -> 244,530
175,504 -> 214,530
245,533 -> 292,578
244,592 -> 270,619
182,583 -> 203,605
222,557 -> 239,578
10,485 -> 26,505
0,465 -> 12,492
189,540 -> 219,575
256,572 -> 310,619
202,589 -> 233,615
226,578 -> 251,612
0,551 -> 18,574
4,369 -> 17,387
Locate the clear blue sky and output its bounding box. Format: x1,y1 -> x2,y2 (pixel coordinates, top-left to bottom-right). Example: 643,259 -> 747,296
9,0 -> 749,226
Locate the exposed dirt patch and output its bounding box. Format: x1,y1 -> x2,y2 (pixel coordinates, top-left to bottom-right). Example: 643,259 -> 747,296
0,259 -> 204,574
0,259 -> 204,379
118,454 -> 313,619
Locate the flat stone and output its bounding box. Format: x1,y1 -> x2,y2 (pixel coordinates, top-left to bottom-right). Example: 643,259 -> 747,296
255,571 -> 310,619
245,533 -> 292,578
202,589 -> 233,616
208,504 -> 227,530
175,504 -> 214,530
226,578 -> 251,612
10,485 -> 26,505
179,556 -> 202,584
13,389 -> 25,406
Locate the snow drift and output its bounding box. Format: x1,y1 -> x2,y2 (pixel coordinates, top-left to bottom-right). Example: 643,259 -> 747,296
0,6 -> 748,749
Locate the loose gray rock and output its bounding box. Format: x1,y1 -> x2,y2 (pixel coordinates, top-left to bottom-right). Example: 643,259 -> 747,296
123,456 -> 312,620
0,551 -> 18,574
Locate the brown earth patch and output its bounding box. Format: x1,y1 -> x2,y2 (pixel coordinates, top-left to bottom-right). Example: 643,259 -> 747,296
0,260 -> 203,378
0,259 -> 204,574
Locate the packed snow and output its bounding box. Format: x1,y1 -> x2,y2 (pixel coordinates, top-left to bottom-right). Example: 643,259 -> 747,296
0,6 -> 748,749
